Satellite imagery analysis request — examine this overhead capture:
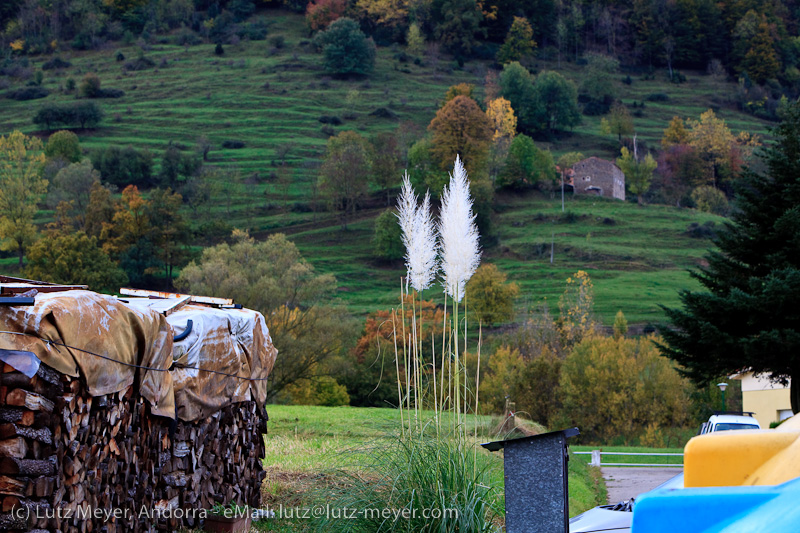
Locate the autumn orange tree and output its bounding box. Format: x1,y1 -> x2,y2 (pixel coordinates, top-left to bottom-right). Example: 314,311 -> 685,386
305,0 -> 346,31
428,94 -> 493,175
342,297 -> 444,406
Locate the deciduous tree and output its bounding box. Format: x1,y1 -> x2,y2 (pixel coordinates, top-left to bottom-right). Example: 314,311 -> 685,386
532,71 -> 581,134
499,61 -> 537,133
370,132 -> 403,205
48,159 -> 100,229
497,134 -> 555,190
428,95 -> 493,174
560,335 -> 693,443
432,0 -> 484,58
485,97 -> 517,143
44,130 -> 81,163
0,130 -> 47,268
313,17 -> 376,76
661,116 -> 690,149
319,130 -> 373,229
496,16 -> 536,64
600,101 -> 634,144
617,146 -> 657,204
465,263 -> 519,324
305,0 -> 347,31
26,231 -> 128,293
176,231 -> 356,401
373,208 -> 404,260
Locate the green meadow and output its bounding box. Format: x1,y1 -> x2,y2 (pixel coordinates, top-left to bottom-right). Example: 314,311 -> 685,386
256,404 -> 607,531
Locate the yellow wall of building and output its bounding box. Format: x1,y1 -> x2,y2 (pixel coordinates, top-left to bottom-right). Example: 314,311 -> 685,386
743,389 -> 792,428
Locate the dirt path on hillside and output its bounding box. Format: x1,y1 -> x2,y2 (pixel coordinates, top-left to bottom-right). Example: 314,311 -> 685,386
601,467 -> 683,504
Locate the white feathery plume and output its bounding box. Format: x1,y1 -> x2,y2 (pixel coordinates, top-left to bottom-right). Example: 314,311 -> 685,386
438,155 -> 481,302
396,172 -> 439,293
409,190 -> 438,292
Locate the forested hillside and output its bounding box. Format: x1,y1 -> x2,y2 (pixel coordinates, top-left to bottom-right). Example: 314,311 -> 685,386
0,0 -> 781,428
0,0 -> 782,316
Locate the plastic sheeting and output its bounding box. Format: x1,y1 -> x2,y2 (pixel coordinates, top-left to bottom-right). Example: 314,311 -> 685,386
167,304 -> 277,421
0,290 -> 175,418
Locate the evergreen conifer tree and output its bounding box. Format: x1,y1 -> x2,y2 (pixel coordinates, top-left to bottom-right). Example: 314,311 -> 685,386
661,103 -> 800,413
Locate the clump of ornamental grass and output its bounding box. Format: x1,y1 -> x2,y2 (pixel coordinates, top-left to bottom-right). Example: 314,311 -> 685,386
311,428 -> 504,533
313,158 -> 497,533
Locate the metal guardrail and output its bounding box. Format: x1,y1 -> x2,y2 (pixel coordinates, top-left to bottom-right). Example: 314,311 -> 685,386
573,450 -> 684,467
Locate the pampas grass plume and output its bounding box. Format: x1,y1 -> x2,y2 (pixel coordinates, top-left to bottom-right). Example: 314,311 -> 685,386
397,173 -> 438,292
438,155 -> 480,301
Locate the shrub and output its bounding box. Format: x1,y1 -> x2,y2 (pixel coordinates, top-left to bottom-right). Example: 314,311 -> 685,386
45,130 -> 81,162
173,28 -> 202,46
313,18 -> 376,76
6,86 -> 49,100
221,139 -> 245,149
465,264 -> 519,325
42,57 -> 71,70
123,55 -> 155,71
691,186 -> 729,216
370,107 -> 398,119
239,19 -> 269,40
318,115 -> 342,125
646,93 -> 670,102
78,73 -> 102,98
373,208 -> 403,260
670,71 -> 687,84
99,88 -> 125,98
685,221 -> 717,239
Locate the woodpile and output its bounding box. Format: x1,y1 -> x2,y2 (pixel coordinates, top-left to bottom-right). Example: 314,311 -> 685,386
0,362 -> 267,532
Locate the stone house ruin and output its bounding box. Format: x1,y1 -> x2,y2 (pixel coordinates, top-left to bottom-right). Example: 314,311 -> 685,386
571,157 -> 626,201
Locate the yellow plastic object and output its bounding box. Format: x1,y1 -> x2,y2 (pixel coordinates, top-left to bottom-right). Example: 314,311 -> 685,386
683,430 -> 798,488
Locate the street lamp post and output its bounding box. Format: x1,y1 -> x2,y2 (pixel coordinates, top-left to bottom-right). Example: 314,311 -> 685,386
717,382 -> 728,412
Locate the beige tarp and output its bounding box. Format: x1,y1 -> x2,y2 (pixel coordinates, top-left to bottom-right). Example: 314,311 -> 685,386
167,305 -> 277,421
0,290 -> 175,418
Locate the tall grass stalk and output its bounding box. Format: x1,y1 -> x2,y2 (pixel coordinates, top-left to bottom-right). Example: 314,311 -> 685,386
312,431 -> 504,533
337,156 -> 496,532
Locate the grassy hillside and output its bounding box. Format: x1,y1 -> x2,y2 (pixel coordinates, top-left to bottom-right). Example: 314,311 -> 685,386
287,191 -> 723,324
0,8 -> 768,324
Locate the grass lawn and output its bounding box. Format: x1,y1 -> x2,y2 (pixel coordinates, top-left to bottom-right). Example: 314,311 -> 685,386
255,404 -> 607,531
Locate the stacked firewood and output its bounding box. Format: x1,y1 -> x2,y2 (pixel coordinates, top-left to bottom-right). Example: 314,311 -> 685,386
0,363 -> 267,532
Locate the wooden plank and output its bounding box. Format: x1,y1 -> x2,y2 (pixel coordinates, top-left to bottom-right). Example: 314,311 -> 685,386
0,283 -> 87,294
119,288 -> 233,306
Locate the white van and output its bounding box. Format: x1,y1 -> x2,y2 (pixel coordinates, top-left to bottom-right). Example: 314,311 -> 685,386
698,412 -> 761,434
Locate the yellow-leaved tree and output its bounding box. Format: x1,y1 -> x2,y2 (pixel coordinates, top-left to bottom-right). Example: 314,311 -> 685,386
559,335 -> 694,444
0,130 -> 47,268
485,97 -> 517,143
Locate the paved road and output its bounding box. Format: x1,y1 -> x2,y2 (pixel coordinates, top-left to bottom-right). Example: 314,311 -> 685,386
601,467 -> 683,504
